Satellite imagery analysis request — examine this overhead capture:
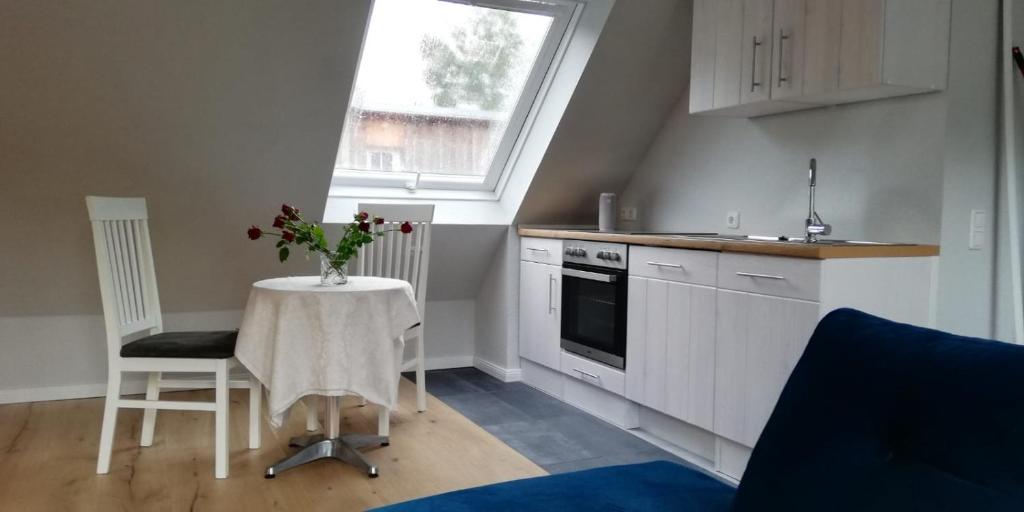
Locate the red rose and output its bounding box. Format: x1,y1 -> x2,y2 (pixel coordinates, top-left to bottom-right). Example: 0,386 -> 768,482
373,217 -> 385,225
272,215 -> 287,229
281,204 -> 300,221
358,211 -> 370,221
400,221 -> 413,234
281,230 -> 295,242
247,226 -> 263,240
358,221 -> 370,232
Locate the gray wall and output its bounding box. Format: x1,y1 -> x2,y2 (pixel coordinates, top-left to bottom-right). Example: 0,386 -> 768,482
0,0 -> 490,396
0,0 -> 372,317
616,0 -> 1002,339
515,0 -> 692,225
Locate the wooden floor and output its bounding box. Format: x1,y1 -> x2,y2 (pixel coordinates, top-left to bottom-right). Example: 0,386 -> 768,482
0,378 -> 546,511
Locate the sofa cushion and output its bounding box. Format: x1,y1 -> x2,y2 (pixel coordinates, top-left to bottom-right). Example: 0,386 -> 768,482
120,330 -> 237,359
732,308 -> 1024,512
371,460 -> 735,512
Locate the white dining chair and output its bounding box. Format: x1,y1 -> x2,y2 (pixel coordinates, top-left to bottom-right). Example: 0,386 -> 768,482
87,196 -> 261,479
306,204 -> 433,437
359,203 -> 434,413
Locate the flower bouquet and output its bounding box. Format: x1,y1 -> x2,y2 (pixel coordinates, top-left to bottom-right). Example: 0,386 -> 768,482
248,204 -> 412,285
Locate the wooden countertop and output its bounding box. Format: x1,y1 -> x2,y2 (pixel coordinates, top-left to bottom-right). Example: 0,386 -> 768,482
517,228 -> 940,260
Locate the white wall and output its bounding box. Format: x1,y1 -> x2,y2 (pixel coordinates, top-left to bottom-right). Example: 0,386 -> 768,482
938,0 -> 1001,338
618,94 -> 948,242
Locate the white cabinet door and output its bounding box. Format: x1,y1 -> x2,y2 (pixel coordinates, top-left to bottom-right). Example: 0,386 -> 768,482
714,289 -> 818,447
739,0 -> 775,105
519,261 -> 561,370
838,0 -> 885,90
801,0 -> 842,97
712,0 -> 745,109
769,0 -> 805,100
626,277 -> 716,431
689,0 -> 717,113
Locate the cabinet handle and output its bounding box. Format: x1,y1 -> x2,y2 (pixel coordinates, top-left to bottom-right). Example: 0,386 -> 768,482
547,274 -> 556,314
736,271 -> 786,280
647,261 -> 683,269
777,30 -> 790,87
573,368 -> 599,381
527,247 -> 549,252
750,36 -> 763,92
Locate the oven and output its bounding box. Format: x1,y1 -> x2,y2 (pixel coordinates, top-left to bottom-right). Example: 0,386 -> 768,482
560,241 -> 628,370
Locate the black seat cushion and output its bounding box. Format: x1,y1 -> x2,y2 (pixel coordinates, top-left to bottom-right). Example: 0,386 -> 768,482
120,331 -> 238,359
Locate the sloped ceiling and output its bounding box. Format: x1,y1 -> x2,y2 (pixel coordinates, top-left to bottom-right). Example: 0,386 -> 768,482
515,0 -> 692,225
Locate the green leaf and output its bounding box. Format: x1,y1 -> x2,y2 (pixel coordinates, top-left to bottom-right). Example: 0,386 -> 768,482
276,240 -> 286,248
278,246 -> 290,262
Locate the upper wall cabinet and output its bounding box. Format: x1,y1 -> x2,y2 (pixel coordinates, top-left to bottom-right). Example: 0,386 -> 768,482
689,0 -> 952,117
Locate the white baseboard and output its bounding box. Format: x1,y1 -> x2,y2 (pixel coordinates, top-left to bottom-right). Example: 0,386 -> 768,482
0,379 -> 148,405
422,355 -> 476,371
473,357 -> 523,383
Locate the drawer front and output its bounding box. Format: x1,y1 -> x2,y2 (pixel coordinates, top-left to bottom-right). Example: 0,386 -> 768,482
629,246 -> 718,286
520,237 -> 563,265
560,350 -> 626,396
717,253 -> 821,301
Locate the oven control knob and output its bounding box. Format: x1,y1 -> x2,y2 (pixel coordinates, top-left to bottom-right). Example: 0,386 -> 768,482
596,251 -> 607,260
576,248 -> 587,257
564,247 -> 573,256
608,252 -> 622,262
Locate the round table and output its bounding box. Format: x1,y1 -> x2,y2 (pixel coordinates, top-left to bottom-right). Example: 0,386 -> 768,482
235,276 -> 419,477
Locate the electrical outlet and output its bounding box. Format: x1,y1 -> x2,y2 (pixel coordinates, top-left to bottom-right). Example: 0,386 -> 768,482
726,211 -> 741,229
620,207 -> 638,221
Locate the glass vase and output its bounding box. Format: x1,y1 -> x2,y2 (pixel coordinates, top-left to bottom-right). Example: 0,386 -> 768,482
319,253 -> 348,286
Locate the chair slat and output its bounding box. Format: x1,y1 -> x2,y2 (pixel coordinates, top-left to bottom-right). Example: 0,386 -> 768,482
117,221 -> 140,324
402,228 -> 412,283
104,222 -> 129,325
130,220 -> 149,320
410,225 -> 422,296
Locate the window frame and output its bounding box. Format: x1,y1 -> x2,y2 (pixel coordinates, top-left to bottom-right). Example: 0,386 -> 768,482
332,0 -> 578,193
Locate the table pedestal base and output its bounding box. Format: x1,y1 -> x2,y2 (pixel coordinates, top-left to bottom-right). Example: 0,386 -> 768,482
265,395 -> 388,479
264,433 -> 388,479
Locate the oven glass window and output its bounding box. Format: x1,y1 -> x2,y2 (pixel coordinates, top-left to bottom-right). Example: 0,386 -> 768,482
562,272 -> 622,356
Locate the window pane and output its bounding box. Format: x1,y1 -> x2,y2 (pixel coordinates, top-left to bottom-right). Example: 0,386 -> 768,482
335,0 -> 554,179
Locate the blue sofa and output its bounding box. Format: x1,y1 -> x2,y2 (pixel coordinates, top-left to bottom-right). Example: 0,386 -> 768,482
375,309 -> 1024,511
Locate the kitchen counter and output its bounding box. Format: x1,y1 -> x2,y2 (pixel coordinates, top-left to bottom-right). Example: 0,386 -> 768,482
517,228 -> 940,260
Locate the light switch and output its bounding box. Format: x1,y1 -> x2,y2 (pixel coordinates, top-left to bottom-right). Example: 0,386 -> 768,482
969,209 -> 985,250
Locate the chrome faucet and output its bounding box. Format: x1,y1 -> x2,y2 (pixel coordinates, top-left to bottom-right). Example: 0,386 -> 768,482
804,158 -> 831,243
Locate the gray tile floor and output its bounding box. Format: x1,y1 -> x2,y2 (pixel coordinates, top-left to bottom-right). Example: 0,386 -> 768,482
406,367 -> 692,474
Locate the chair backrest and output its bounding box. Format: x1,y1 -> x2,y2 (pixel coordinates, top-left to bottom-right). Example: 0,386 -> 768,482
86,197 -> 163,360
355,203 -> 434,317
732,308 -> 1024,511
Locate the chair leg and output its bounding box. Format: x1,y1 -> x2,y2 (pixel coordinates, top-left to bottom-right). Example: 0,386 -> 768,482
248,373 -> 261,450
214,360 -> 229,479
377,404 -> 390,439
415,335 -> 426,412
140,371 -> 160,447
96,371 -> 122,474
305,396 -> 320,432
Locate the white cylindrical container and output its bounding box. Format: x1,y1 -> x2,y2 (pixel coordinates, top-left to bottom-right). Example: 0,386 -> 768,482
599,193 -> 617,232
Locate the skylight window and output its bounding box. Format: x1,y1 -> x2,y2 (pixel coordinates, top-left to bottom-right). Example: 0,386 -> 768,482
334,0 -> 574,191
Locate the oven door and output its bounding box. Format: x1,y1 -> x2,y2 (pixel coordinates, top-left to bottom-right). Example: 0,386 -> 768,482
560,263 -> 628,369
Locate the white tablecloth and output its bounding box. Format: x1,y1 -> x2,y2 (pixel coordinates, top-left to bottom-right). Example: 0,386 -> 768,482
235,276 -> 419,428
